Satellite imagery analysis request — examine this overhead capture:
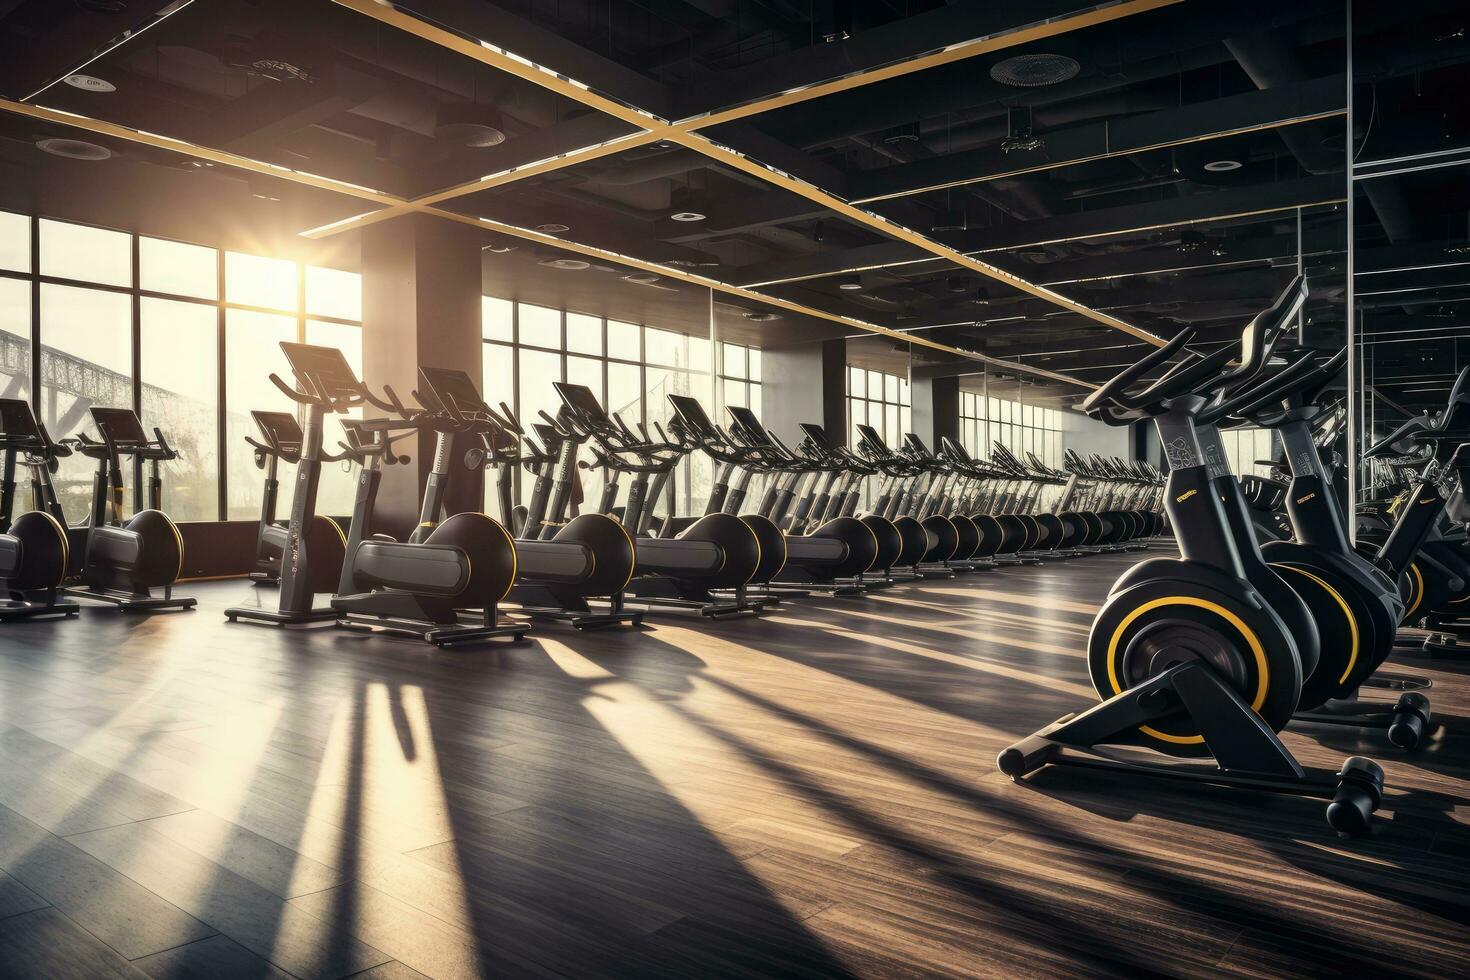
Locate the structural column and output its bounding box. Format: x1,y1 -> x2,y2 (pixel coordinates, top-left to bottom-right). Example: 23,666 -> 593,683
911,374 -> 959,450
762,337 -> 847,445
361,215 -> 485,537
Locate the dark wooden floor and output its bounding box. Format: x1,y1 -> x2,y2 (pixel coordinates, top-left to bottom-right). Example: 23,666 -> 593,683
0,550 -> 1467,979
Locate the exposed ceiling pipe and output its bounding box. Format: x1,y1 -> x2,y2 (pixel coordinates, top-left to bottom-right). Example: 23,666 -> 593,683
1222,32 -> 1340,175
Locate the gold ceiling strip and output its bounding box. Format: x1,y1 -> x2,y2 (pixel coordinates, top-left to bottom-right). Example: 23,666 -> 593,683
423,205 -> 1097,390
300,129 -> 667,239
0,95 -> 1085,385
660,128 -> 1169,346
331,0 -> 1172,349
0,99 -> 405,207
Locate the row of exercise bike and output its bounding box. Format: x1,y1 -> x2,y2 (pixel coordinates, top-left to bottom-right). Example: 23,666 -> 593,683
2,275 -> 1466,835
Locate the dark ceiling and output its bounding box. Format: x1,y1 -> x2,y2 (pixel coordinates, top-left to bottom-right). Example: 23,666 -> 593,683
0,0 -> 1464,405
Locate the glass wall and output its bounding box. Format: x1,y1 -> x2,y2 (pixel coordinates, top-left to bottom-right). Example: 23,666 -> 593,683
481,298 -> 742,520
0,210 -> 362,523
845,366 -> 911,450
959,391 -> 1064,469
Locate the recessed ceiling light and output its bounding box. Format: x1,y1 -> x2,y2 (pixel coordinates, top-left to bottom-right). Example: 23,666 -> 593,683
35,138 -> 111,161
1203,159 -> 1243,172
538,257 -> 590,270
836,274 -> 863,291
535,222 -> 569,234
670,211 -> 705,222
63,74 -> 115,93
483,243 -> 516,253
743,311 -> 779,322
623,272 -> 660,284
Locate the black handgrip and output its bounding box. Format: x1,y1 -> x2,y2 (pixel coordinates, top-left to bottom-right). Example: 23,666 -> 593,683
1205,348 -> 1320,424
1364,414 -> 1430,458
1081,326 -> 1195,413
270,373 -> 315,404
1220,274 -> 1307,391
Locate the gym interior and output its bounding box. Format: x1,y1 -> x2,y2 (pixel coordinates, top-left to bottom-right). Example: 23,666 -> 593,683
0,1 -> 1467,977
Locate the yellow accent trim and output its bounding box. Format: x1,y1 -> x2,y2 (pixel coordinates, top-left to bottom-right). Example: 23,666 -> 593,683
854,518 -> 880,572
326,516 -> 348,551
1105,595 -> 1269,745
1405,562 -> 1425,617
1274,563 -> 1359,685
32,510 -> 69,587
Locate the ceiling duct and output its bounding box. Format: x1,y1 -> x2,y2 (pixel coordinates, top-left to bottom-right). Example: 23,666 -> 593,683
220,34 -> 315,83
989,53 -> 1081,88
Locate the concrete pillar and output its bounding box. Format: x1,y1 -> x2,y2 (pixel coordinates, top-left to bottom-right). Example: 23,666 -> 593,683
361,215 -> 484,537
911,374 -> 958,450
763,337 -> 847,445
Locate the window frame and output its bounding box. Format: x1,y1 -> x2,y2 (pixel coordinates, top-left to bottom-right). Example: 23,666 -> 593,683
0,211 -> 362,521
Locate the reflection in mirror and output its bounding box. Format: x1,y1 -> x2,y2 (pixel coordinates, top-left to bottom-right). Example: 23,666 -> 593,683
1350,1 -> 1470,526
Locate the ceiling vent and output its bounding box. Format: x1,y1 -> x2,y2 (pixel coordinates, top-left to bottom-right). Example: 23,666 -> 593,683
535,222 -> 569,234
435,103 -> 506,148
623,272 -> 661,285
36,138 -> 111,161
63,74 -> 115,93
989,53 -> 1081,88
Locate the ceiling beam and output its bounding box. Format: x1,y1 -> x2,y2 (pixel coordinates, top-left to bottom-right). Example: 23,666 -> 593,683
0,92 -> 1093,390
850,74 -> 1346,204
381,0 -> 673,116
737,175 -> 1346,287
326,0 -> 1174,348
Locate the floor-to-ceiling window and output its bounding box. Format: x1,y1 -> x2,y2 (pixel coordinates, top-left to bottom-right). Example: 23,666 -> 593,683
1219,427 -> 1278,478
0,210 -> 361,523
960,391 -> 1064,469
845,366 -> 911,452
481,300 -> 746,522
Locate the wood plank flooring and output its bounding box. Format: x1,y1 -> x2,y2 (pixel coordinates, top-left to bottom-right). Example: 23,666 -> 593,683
0,549 -> 1467,978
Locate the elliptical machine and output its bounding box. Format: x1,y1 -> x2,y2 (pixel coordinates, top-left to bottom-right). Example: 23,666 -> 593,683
0,398 -> 78,620
409,366 -> 642,631
227,343 -> 525,646
65,408 -> 195,612
554,382 -> 768,618
998,281 -> 1385,836
245,410 -> 353,586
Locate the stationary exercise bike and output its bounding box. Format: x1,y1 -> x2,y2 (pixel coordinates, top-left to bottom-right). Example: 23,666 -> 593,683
999,281 -> 1384,835
409,366 -> 642,631
65,408 -> 196,612
228,343 -> 525,646
245,410 -> 352,586
0,398 -> 78,620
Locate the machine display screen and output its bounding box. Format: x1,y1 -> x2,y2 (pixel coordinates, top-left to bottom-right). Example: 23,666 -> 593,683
667,394 -> 716,437
725,406 -> 770,445
0,399 -> 42,443
799,423 -> 829,447
856,423 -> 888,452
418,367 -> 487,417
252,411 -> 302,450
554,382 -> 611,423
280,342 -> 361,402
91,408 -> 149,447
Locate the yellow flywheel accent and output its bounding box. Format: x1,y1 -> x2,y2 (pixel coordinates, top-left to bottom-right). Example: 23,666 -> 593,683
1106,595 -> 1270,745
1273,564 -> 1358,684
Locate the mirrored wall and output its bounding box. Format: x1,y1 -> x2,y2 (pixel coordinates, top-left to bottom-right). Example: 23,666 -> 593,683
1349,0 -> 1470,514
